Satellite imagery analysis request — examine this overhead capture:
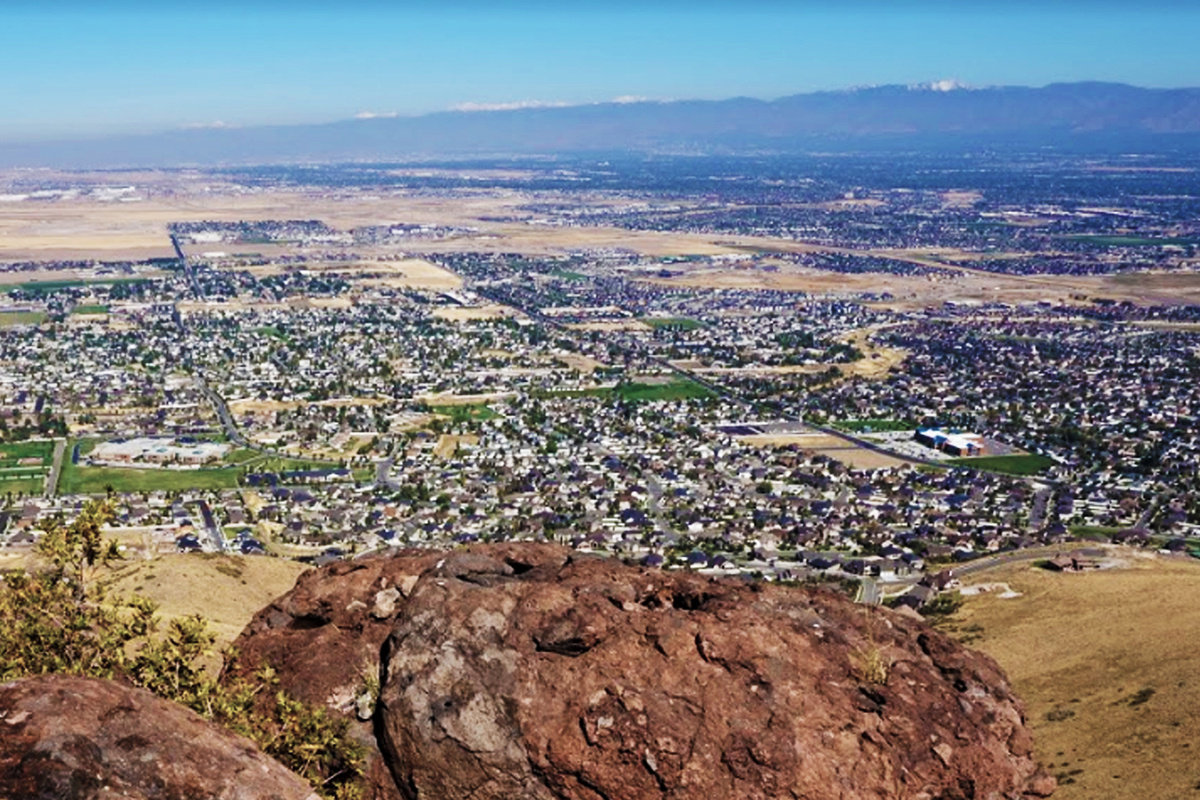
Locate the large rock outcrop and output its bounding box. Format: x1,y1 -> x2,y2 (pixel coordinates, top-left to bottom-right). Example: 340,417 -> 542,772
377,546 -> 1054,800
225,548 -> 443,800
0,674 -> 318,800
228,544 -> 1054,800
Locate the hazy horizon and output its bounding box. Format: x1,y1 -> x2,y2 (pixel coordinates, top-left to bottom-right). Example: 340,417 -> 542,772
5,0 -> 1200,144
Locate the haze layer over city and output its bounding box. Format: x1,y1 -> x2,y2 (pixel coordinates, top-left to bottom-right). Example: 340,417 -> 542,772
2,3 -> 1200,800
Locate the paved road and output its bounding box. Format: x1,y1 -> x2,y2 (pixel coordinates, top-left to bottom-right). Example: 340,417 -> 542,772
198,500 -> 224,553
43,438 -> 67,497
950,544 -> 1105,578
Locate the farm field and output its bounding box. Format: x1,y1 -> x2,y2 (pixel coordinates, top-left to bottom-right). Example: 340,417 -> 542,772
945,556 -> 1200,800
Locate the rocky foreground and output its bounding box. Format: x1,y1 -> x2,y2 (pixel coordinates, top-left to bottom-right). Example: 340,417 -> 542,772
2,544 -> 1055,799
0,674 -> 318,800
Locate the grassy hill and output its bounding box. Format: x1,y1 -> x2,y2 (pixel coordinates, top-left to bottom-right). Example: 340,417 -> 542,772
97,554 -> 309,648
943,554 -> 1200,799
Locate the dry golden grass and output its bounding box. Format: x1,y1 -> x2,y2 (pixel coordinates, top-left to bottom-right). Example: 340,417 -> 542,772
228,398 -> 302,415
416,391 -> 513,406
565,319 -> 652,332
433,434 -> 479,459
432,304 -> 519,321
553,353 -> 608,373
838,326 -> 908,379
940,190 -> 983,208
99,553 -> 308,647
945,554 -> 1200,799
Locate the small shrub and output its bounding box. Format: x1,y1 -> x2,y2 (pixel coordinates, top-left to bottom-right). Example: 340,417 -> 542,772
1045,706 -> 1076,722
920,591 -> 964,619
853,644 -> 891,685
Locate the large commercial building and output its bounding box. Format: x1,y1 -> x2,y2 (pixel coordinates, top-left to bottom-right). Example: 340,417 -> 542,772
914,429 -> 985,457
91,437 -> 230,467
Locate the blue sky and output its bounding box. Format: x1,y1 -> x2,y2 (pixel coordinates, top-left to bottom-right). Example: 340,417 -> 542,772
3,1 -> 1199,141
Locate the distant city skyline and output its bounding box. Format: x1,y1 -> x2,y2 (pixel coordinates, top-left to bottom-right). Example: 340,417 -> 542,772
4,0 -> 1200,142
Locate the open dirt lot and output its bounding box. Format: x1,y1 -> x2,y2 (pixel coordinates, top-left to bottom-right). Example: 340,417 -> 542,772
944,554 -> 1200,800
736,432 -> 910,469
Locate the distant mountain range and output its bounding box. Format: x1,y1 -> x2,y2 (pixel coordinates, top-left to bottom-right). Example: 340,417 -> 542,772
7,82 -> 1200,168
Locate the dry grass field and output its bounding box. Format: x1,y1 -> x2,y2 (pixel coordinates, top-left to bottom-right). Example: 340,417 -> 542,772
839,325 -> 908,378
432,303 -> 520,321
416,391 -> 513,406
553,353 -> 608,373
565,319 -> 653,332
433,433 -> 479,459
98,553 -> 308,647
945,555 -> 1200,799
3,176 -> 1196,311
736,432 -> 910,469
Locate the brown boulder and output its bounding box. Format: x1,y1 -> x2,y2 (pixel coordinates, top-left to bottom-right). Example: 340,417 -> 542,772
0,674 -> 317,800
226,549 -> 442,713
224,548 -> 443,800
377,546 -> 1054,800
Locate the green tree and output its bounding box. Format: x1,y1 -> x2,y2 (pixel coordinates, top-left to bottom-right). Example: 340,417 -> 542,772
0,499 -> 365,799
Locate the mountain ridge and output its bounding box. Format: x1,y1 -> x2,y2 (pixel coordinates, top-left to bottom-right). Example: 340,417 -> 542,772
6,82 -> 1200,167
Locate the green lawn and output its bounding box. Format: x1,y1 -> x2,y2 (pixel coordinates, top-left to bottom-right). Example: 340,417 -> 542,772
549,269 -> 588,282
223,448 -> 261,465
833,419 -> 913,433
642,317 -> 704,331
72,304 -> 110,315
0,278 -> 149,295
0,467 -> 46,480
1070,525 -> 1125,541
431,403 -> 499,422
246,456 -> 338,473
254,326 -> 289,341
0,311 -> 47,327
58,463 -> 242,495
0,441 -> 54,465
1065,234 -> 1199,247
539,378 -> 715,403
616,379 -> 715,402
0,477 -> 44,496
947,453 -> 1055,476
